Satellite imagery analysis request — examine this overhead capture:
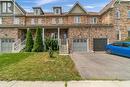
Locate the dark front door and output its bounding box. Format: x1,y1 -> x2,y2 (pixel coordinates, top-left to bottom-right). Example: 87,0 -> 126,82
93,38 -> 107,51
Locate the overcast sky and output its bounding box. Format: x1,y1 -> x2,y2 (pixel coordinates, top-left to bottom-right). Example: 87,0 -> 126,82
16,0 -> 111,12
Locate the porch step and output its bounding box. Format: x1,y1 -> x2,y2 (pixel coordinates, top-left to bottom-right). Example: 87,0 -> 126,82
59,45 -> 68,54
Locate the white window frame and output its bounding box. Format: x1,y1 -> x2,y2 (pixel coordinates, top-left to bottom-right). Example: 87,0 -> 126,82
91,17 -> 97,24
74,16 -> 81,24
34,9 -> 40,15
128,10 -> 130,18
0,18 -> 2,24
115,8 -> 120,19
7,2 -> 12,13
52,18 -> 56,24
38,18 -> 42,25
1,2 -> 13,13
54,8 -> 60,14
2,2 -> 7,13
13,18 -> 20,25
31,18 -> 35,25
58,18 -> 63,24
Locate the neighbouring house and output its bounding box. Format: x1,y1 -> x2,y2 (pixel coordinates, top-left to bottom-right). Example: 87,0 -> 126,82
0,0 -> 130,54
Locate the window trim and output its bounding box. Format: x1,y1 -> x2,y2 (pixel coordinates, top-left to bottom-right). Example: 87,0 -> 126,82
115,8 -> 120,19
31,18 -> 35,25
74,16 -> 81,24
128,10 -> 130,18
13,18 -> 20,25
1,1 -> 13,14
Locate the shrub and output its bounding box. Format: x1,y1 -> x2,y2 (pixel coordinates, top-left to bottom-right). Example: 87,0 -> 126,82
25,29 -> 33,52
44,37 -> 59,51
48,47 -> 53,58
32,27 -> 44,52
124,37 -> 130,42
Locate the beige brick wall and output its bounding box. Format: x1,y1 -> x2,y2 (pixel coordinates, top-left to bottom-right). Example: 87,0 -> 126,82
68,27 -> 116,51
2,17 -> 25,25
0,28 -> 18,40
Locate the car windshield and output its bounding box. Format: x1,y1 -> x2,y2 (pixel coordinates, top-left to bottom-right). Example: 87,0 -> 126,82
122,43 -> 130,48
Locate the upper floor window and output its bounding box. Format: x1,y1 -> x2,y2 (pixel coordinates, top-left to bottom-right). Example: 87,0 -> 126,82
38,18 -> 42,25
115,8 -> 120,19
54,8 -> 61,15
1,2 -> 13,13
74,16 -> 81,24
52,18 -> 63,24
91,17 -> 97,24
34,9 -> 40,15
13,18 -> 20,24
128,10 -> 130,18
0,18 -> 2,24
31,19 -> 35,25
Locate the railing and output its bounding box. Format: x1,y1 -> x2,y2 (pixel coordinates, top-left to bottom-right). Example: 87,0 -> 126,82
12,39 -> 26,53
59,39 -> 69,55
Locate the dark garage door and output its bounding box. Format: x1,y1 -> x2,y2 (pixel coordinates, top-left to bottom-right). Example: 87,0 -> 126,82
93,38 -> 107,51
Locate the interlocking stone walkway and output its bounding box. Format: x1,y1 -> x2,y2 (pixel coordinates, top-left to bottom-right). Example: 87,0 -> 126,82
71,52 -> 130,80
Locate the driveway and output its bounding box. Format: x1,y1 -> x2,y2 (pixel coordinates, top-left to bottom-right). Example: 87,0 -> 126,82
71,52 -> 130,80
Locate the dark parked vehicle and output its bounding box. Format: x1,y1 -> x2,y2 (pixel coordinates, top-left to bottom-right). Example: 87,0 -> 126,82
106,42 -> 130,57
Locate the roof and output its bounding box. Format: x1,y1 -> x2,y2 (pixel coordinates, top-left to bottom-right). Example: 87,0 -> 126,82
10,0 -> 26,14
100,0 -> 130,15
100,0 -> 115,15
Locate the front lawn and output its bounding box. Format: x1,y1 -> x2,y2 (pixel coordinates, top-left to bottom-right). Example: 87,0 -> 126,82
0,52 -> 81,81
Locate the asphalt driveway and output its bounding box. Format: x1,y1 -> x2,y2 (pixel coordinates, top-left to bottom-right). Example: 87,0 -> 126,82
71,52 -> 130,80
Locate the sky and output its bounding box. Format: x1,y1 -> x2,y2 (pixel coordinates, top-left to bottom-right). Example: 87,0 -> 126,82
16,0 -> 111,12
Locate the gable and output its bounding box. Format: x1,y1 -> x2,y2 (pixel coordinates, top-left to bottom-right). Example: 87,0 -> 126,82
69,2 -> 87,14
13,1 -> 26,15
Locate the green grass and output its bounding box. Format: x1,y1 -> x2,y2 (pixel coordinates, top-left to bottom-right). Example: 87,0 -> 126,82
0,52 -> 81,81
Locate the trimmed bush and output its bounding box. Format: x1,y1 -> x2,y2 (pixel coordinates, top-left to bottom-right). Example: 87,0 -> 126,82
32,27 -> 44,52
45,37 -> 59,51
25,29 -> 33,52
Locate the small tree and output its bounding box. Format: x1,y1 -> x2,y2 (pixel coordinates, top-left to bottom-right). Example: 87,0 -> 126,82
25,29 -> 33,52
32,27 -> 44,52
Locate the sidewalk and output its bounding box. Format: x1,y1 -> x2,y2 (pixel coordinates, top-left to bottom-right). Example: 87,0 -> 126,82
0,81 -> 130,87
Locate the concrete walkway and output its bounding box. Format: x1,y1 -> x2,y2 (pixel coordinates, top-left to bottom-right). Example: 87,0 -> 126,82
71,53 -> 130,80
0,81 -> 130,87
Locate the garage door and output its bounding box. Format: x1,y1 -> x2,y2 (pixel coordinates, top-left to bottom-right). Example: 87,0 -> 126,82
73,39 -> 87,52
0,39 -> 14,53
93,38 -> 107,51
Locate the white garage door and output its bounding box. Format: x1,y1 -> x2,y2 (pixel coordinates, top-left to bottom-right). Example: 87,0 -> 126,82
0,38 -> 14,53
73,39 -> 87,52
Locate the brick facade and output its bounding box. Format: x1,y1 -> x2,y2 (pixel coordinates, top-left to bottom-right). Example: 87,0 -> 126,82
0,0 -> 130,52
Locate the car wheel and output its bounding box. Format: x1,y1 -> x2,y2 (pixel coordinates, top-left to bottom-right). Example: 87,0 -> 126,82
106,49 -> 112,54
